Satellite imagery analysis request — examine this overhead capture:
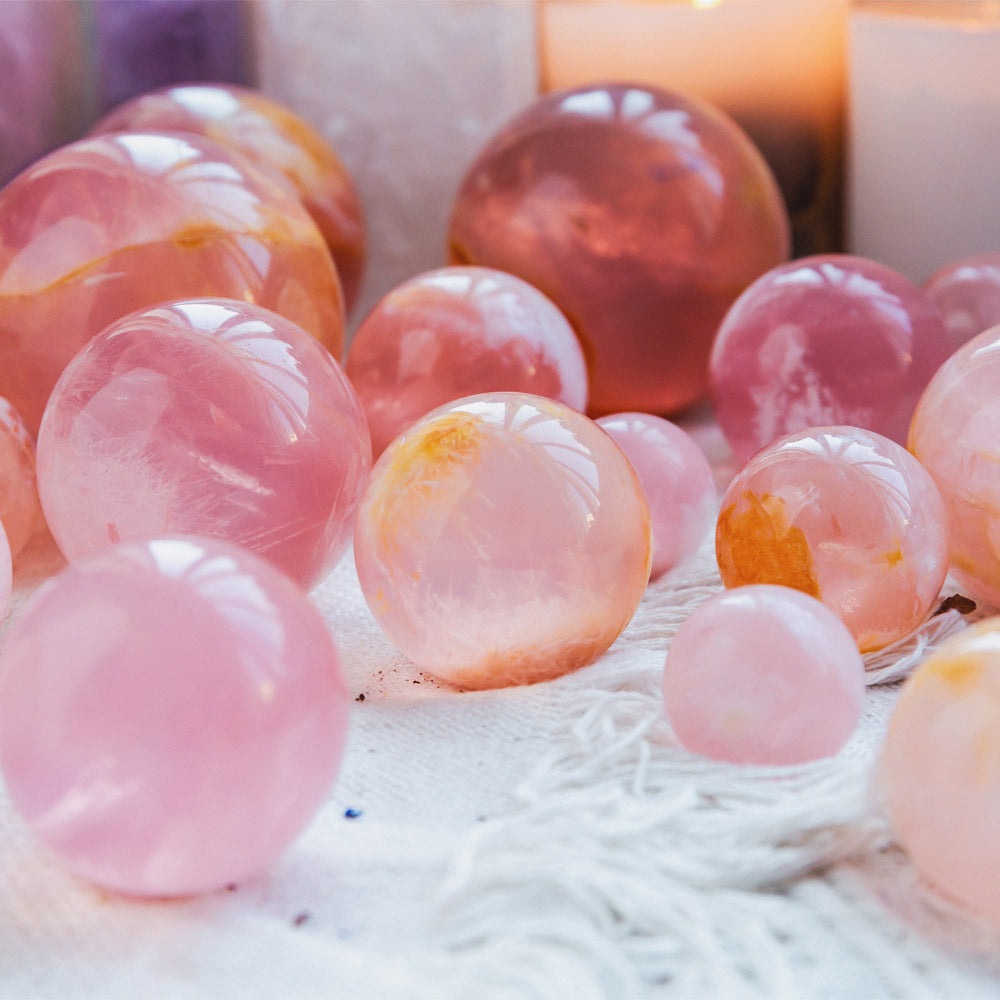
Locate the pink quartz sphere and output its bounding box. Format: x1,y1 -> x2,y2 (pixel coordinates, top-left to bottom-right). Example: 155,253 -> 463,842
345,266 -> 589,457
596,412 -> 715,579
663,584 -> 864,765
447,83 -> 789,417
716,426 -> 949,653
0,521 -> 11,621
709,255 -> 952,465
354,392 -> 651,689
0,397 -> 41,560
0,130 -> 345,434
0,535 -> 349,897
92,84 -> 367,314
909,325 -> 1000,609
924,253 -> 1000,354
36,299 -> 371,590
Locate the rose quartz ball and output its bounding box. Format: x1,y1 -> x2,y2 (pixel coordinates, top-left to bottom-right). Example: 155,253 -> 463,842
346,266 -> 589,456
92,84 -> 366,314
0,535 -> 349,897
663,584 -> 864,765
596,412 -> 715,579
909,325 -> 1000,609
354,392 -> 651,689
716,426 -> 949,652
0,521 -> 11,621
36,299 -> 371,590
709,255 -> 952,465
0,131 -> 344,434
924,253 -> 1000,354
448,83 -> 789,417
0,397 -> 41,560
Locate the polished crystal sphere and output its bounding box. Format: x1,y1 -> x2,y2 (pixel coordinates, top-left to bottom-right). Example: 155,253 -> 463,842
92,84 -> 366,314
0,535 -> 349,897
354,392 -> 651,689
0,131 -> 344,434
346,266 -> 589,456
596,412 -> 715,580
0,397 -> 41,560
709,255 -> 952,465
448,83 -> 789,416
924,253 -> 1000,354
716,426 -> 949,652
663,584 -> 864,765
37,299 -> 371,590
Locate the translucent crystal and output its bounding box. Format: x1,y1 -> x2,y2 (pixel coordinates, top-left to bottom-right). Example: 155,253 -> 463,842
924,253 -> 1000,354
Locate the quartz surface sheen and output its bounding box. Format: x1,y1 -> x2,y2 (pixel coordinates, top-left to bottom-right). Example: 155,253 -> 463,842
596,412 -> 715,580
663,584 -> 864,765
93,84 -> 367,314
0,131 -> 344,434
354,392 -> 651,689
924,253 -> 1000,355
0,397 -> 41,560
36,299 -> 370,591
909,325 -> 1000,610
447,83 -> 789,416
716,426 -> 949,652
709,255 -> 952,465
0,535 -> 349,898
346,266 -> 588,456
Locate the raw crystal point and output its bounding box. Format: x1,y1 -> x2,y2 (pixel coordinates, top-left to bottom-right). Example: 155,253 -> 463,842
663,584 -> 865,765
909,325 -> 1000,609
596,412 -> 715,579
92,83 -> 367,314
0,535 -> 349,897
448,82 -> 789,416
36,299 -> 371,590
709,254 -> 952,465
346,266 -> 589,456
924,253 -> 1000,354
354,392 -> 652,689
716,426 -> 949,652
0,131 -> 344,434
0,397 -> 41,560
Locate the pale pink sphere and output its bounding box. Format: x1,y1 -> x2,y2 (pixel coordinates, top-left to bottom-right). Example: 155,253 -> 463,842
663,584 -> 864,765
884,619 -> 1000,925
716,426 -> 949,652
448,83 -> 789,417
909,325 -> 1000,609
0,535 -> 349,897
596,412 -> 715,579
354,392 -> 652,689
346,266 -> 589,456
709,255 -> 952,465
0,397 -> 41,559
37,299 -> 371,590
924,253 -> 1000,354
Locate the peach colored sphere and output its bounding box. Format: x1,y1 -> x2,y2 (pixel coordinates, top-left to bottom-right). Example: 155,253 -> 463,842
0,397 -> 41,559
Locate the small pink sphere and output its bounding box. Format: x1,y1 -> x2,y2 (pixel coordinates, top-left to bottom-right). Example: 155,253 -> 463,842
354,392 -> 651,689
884,619 -> 1000,925
663,584 -> 865,765
716,426 -> 949,652
924,253 -> 1000,354
709,255 -> 952,465
346,266 -> 589,456
596,412 -> 715,579
37,299 -> 371,590
92,84 -> 367,314
0,535 -> 349,897
448,83 -> 789,416
0,397 -> 41,559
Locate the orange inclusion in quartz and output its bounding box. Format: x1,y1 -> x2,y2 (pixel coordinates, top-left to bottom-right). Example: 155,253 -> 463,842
716,491 -> 820,598
914,653 -> 985,695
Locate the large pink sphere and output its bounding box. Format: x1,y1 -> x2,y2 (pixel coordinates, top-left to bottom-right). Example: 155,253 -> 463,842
92,84 -> 367,314
346,266 -> 589,456
924,253 -> 1000,354
448,83 -> 789,416
0,397 -> 41,560
596,412 -> 715,579
884,619 -> 1000,925
663,584 -> 865,765
37,299 -> 371,590
0,131 -> 345,434
909,325 -> 1000,609
716,426 -> 949,652
709,255 -> 952,465
354,392 -> 651,689
0,535 -> 349,897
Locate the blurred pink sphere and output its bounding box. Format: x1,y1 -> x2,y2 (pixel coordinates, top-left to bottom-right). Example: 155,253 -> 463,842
924,253 -> 1000,354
